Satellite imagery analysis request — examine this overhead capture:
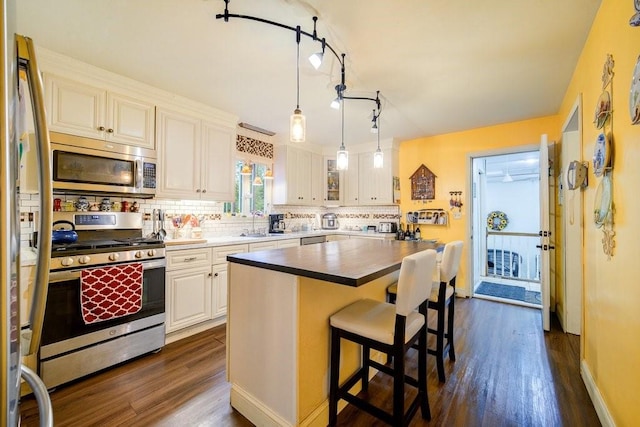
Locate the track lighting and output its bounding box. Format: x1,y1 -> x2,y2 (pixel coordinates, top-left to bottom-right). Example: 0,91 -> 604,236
290,26 -> 305,142
373,110 -> 383,169
370,109 -> 378,134
309,38 -> 325,70
336,99 -> 348,170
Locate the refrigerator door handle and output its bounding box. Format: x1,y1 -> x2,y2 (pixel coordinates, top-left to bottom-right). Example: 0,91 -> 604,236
20,365 -> 53,427
17,35 -> 52,356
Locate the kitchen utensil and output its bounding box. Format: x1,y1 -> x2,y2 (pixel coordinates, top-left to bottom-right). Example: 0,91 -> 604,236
152,209 -> 158,238
52,220 -> 78,244
158,210 -> 167,240
321,213 -> 339,229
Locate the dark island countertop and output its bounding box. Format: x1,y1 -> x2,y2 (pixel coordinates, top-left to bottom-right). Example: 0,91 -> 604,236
227,238 -> 441,287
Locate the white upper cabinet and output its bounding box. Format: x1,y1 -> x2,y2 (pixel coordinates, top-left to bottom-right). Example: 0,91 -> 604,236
310,152 -> 324,206
344,154 -> 360,205
358,148 -> 398,205
44,73 -> 155,149
274,145 -> 315,205
156,108 -> 235,201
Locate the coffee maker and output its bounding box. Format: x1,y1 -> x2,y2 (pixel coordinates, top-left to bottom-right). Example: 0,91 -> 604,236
269,214 -> 286,233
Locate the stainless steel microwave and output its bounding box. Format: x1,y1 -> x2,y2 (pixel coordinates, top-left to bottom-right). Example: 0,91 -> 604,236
50,132 -> 157,197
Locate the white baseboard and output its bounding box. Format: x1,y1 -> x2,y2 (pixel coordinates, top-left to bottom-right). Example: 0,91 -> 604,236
581,360 -> 616,427
231,384 -> 293,427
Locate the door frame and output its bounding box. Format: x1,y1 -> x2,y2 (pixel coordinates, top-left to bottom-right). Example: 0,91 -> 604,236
559,94 -> 584,338
466,143 -> 540,298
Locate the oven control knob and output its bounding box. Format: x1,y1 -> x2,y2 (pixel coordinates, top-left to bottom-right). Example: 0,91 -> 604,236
78,256 -> 91,265
109,253 -> 120,261
60,257 -> 74,267
147,249 -> 156,257
135,250 -> 144,259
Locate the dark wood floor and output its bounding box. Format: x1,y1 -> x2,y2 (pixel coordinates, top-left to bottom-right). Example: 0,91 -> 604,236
20,298 -> 600,426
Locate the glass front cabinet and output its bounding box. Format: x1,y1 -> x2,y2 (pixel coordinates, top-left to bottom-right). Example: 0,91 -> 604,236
324,157 -> 343,205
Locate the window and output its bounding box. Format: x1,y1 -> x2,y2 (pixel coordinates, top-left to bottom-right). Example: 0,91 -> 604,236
229,159 -> 271,215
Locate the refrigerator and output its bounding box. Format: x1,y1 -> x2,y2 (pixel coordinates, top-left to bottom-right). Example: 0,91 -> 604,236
2,0 -> 53,425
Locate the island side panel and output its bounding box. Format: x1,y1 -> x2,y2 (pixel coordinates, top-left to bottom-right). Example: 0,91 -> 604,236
227,262 -> 299,426
297,271 -> 400,426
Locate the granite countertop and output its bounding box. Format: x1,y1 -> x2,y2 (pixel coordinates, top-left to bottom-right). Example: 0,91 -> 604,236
226,238 -> 440,287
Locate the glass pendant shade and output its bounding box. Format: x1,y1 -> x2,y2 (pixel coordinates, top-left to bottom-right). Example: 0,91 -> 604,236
330,98 -> 341,110
373,148 -> 384,168
336,145 -> 348,170
240,162 -> 252,175
252,176 -> 263,186
290,109 -> 305,142
264,167 -> 274,179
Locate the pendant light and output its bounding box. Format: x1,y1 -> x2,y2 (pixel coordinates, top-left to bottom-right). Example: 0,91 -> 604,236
336,97 -> 348,170
290,26 -> 305,142
373,111 -> 383,169
502,156 -> 513,182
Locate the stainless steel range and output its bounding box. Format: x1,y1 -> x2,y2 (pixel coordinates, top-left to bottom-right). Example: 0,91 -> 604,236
39,211 -> 166,389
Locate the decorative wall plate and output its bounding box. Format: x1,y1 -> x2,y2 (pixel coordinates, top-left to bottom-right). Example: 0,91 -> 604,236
630,55 -> 640,124
594,91 -> 611,129
592,133 -> 610,177
593,174 -> 612,228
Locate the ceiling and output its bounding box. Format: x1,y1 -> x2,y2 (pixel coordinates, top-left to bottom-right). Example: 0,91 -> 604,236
16,0 -> 601,148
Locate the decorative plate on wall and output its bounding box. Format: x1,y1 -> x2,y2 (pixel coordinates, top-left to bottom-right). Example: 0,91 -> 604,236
593,173 -> 612,228
630,55 -> 640,124
594,90 -> 611,129
592,133 -> 610,177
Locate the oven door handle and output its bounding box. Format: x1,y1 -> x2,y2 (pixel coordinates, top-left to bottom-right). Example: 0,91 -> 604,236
49,259 -> 166,283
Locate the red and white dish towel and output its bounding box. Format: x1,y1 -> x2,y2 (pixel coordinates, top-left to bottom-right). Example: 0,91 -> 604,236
80,263 -> 143,325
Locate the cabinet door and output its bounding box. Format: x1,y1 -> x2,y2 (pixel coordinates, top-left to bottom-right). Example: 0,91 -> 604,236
211,263 -> 229,318
44,74 -> 105,139
310,152 -> 323,205
324,157 -> 343,205
274,145 -> 312,205
106,92 -> 155,149
201,121 -> 235,201
156,108 -> 201,199
344,154 -> 359,205
166,265 -> 213,333
359,150 -> 393,205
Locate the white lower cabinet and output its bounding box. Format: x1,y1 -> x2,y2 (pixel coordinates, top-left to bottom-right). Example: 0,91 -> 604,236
211,244 -> 248,319
165,248 -> 213,333
166,264 -> 213,333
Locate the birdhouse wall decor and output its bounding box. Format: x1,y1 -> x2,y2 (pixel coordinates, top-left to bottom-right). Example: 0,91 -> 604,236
410,164 -> 436,200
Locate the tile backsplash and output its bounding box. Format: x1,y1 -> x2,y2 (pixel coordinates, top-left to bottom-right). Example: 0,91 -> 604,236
19,193 -> 401,247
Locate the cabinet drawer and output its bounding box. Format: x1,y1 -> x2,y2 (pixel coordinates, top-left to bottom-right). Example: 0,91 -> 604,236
212,244 -> 248,263
249,241 -> 278,252
166,248 -> 212,271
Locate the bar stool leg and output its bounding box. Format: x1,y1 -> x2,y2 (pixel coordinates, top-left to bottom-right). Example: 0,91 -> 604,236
362,345 -> 370,392
447,294 -> 456,361
436,301 -> 446,382
418,324 -> 431,420
329,327 -> 340,426
392,346 -> 405,426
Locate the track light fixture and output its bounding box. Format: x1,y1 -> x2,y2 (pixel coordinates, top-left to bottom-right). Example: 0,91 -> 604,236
216,0 -> 385,159
373,109 -> 383,169
370,109 -> 378,134
290,26 -> 306,142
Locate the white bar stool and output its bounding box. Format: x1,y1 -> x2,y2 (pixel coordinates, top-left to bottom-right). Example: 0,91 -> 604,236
328,249 -> 437,426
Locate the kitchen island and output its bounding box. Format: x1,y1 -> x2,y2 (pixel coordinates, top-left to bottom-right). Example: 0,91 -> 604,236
226,238 -> 439,427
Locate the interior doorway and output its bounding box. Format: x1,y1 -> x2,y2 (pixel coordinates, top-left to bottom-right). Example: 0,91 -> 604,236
471,149 -> 542,309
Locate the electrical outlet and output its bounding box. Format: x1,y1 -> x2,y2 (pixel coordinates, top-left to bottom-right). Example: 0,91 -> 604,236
453,212 -> 462,220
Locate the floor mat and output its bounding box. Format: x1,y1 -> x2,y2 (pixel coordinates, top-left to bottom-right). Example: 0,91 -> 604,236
475,281 -> 541,305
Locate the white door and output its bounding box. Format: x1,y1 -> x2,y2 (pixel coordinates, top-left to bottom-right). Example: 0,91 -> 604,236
539,134 -> 553,331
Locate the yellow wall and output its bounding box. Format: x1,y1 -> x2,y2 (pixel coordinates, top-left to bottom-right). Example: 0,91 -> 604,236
399,115 -> 560,296
398,1 -> 639,424
557,0 -> 640,424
